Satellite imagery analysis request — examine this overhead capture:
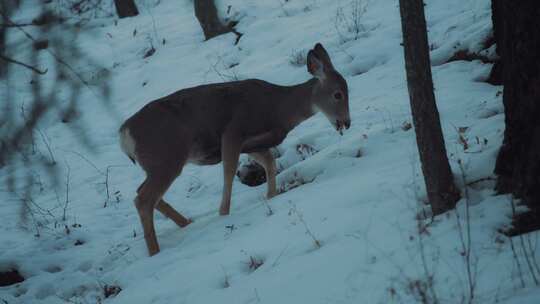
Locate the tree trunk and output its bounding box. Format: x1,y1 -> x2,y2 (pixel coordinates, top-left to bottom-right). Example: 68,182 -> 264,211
194,0 -> 232,40
492,0 -> 540,235
0,1 -> 10,79
114,0 -> 139,18
399,0 -> 461,215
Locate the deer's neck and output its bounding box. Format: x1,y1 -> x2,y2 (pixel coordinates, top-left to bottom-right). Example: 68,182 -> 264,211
285,78 -> 319,127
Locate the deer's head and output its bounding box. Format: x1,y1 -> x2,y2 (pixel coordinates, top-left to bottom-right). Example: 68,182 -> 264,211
307,43 -> 350,135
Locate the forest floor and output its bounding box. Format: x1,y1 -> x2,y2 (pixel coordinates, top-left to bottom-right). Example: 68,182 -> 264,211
1,0 -> 540,303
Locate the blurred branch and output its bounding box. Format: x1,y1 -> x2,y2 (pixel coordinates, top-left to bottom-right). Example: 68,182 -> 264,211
0,22 -> 34,27
0,9 -> 97,96
0,53 -> 48,75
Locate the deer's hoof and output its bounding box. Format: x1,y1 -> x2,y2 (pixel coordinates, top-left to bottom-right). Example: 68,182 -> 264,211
148,248 -> 160,257
180,218 -> 193,228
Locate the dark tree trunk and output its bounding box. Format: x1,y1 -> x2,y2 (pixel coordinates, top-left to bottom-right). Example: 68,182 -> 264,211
486,0 -> 504,85
0,1 -> 9,79
0,20 -> 6,79
194,0 -> 232,40
492,0 -> 540,234
114,0 -> 139,18
399,0 -> 461,215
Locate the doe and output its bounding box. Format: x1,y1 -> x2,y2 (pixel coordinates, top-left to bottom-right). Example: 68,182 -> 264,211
119,43 -> 350,256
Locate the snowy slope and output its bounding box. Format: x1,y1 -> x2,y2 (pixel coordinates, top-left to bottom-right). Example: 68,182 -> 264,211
1,0 -> 540,303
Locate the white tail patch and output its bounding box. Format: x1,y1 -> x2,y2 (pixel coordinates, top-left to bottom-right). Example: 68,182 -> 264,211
119,127 -> 137,163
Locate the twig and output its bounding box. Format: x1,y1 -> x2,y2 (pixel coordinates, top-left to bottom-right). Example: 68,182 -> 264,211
526,234 -> 540,276
19,102 -> 37,155
518,232 -> 539,285
509,236 -> 526,288
416,218 -> 439,304
21,196 -> 41,237
22,192 -> 56,219
220,265 -> 230,288
62,161 -> 71,221
288,200 -> 321,248
0,22 -> 34,27
510,198 -> 539,285
465,176 -> 495,187
100,165 -> 125,207
254,288 -> 261,303
0,53 -> 48,74
57,148 -> 105,175
456,159 -> 476,303
271,245 -> 288,267
142,1 -> 160,43
36,128 -> 56,165
0,11 -> 100,98
205,55 -> 239,82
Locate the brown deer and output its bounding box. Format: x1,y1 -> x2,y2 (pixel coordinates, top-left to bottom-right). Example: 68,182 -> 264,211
119,43 -> 350,256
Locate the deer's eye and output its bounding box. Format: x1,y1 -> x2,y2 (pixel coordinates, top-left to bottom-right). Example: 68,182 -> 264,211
334,91 -> 343,100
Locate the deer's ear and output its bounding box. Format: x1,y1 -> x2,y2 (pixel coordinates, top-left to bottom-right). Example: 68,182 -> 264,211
313,43 -> 334,70
307,50 -> 325,80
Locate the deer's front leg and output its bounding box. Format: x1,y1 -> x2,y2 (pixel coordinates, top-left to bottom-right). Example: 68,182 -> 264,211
249,150 -> 277,199
219,132 -> 242,216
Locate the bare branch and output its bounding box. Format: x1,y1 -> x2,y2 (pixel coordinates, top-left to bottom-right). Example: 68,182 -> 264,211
0,53 -> 48,74
0,22 -> 34,27
0,10 -> 99,98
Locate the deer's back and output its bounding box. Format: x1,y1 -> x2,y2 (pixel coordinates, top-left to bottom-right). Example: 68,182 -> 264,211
120,79 -> 288,169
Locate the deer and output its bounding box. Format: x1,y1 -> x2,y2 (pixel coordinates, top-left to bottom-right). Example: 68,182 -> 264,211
119,43 -> 350,256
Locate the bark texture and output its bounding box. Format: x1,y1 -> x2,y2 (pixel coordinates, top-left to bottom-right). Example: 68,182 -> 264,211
492,0 -> 540,233
114,0 -> 139,18
399,0 -> 460,215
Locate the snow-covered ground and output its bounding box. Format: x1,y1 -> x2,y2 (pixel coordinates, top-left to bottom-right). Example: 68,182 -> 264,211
1,0 -> 540,303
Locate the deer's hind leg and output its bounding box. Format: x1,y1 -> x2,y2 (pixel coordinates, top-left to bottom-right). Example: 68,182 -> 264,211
156,200 -> 191,227
135,163 -> 187,256
137,181 -> 191,229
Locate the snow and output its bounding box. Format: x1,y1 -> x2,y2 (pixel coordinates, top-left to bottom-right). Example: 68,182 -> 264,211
1,0 -> 540,303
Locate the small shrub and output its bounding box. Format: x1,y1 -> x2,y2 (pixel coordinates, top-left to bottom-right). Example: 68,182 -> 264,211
247,256 -> 264,272
289,49 -> 307,67
279,171 -> 314,193
103,284 -> 122,298
334,0 -> 368,43
401,121 -> 412,131
295,143 -> 318,160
